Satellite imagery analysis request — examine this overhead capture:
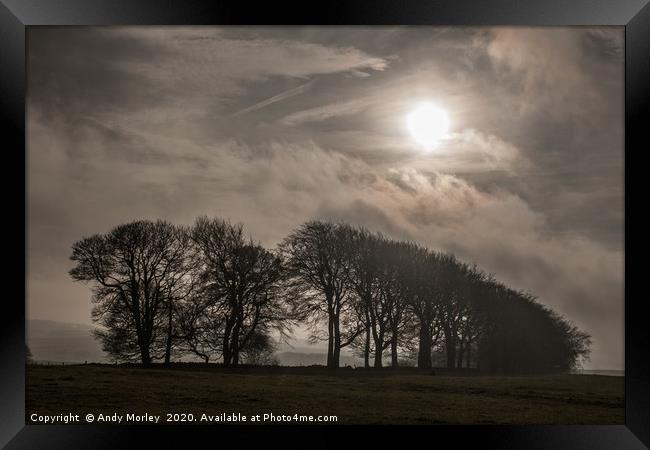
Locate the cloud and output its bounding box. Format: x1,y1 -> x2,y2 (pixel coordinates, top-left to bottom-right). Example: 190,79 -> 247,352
28,27 -> 391,130
584,29 -> 624,58
449,129 -> 524,168
481,28 -> 623,119
233,80 -> 316,116
280,97 -> 376,126
118,28 -> 391,80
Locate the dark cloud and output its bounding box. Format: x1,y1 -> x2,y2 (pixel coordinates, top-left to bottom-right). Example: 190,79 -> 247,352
27,26 -> 624,369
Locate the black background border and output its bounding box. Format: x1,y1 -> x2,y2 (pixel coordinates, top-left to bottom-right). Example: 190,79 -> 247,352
1,1 -> 648,448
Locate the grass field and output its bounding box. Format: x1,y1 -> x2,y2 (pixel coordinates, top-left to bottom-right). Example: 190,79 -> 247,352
26,364 -> 624,425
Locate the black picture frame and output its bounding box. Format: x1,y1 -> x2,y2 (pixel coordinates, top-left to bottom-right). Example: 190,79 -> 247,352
1,0 -> 648,448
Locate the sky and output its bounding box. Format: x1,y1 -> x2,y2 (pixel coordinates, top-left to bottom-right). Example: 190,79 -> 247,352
27,26 -> 624,369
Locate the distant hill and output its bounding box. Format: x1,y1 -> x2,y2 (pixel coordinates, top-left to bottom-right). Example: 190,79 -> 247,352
275,351 -> 362,367
26,320 -> 363,367
27,320 -> 108,364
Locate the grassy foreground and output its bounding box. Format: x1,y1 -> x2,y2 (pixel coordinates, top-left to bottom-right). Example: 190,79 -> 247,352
26,365 -> 624,425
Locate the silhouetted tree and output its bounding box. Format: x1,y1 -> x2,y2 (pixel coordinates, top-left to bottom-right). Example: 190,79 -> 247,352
69,217 -> 592,373
177,289 -> 223,363
559,320 -> 592,369
242,329 -> 279,366
92,313 -> 144,363
435,257 -> 486,369
473,282 -> 592,373
398,246 -> 444,370
380,240 -> 412,367
160,225 -> 198,364
361,237 -> 419,368
192,216 -> 291,366
280,221 -> 359,369
344,227 -> 389,368
70,220 -> 189,364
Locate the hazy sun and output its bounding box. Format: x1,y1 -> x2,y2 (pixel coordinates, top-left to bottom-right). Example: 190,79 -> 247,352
407,102 -> 450,149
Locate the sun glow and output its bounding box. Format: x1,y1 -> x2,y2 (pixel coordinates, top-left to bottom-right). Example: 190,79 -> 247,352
407,102 -> 450,149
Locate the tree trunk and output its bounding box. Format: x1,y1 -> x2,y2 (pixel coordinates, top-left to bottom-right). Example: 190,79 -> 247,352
138,324 -> 152,364
231,321 -> 241,367
417,322 -> 432,369
164,301 -> 173,364
375,332 -> 384,369
333,346 -> 340,368
374,341 -> 383,368
364,312 -> 370,368
164,336 -> 172,364
222,322 -> 232,367
391,333 -> 399,367
222,345 -> 231,367
327,312 -> 335,368
221,314 -> 233,367
445,329 -> 456,369
457,339 -> 465,369
332,315 -> 341,369
140,346 -> 151,365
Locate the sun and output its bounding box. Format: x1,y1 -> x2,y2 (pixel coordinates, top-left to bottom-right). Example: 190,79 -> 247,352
407,102 -> 450,149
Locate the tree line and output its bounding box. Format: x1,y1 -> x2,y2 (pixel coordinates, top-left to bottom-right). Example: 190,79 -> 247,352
69,218 -> 591,373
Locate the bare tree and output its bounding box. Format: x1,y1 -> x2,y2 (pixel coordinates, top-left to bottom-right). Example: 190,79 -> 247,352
70,220 -> 189,364
69,216 -> 592,373
192,216 -> 291,366
397,245 -> 443,370
241,330 -> 279,366
380,240 -> 412,368
280,221 -> 359,369
177,288 -> 224,363
159,225 -> 199,364
344,227 -> 385,368
365,238 -> 397,369
434,257 -> 485,369
453,269 -> 488,368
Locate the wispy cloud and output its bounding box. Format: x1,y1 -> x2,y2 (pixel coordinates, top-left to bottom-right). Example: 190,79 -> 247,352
233,79 -> 316,117
280,97 -> 376,126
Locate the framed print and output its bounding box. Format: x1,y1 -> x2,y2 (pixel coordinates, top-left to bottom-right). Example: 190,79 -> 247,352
1,0 -> 648,448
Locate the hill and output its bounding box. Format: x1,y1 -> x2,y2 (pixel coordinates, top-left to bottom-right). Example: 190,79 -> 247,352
26,320 -> 364,367
27,320 -> 108,364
